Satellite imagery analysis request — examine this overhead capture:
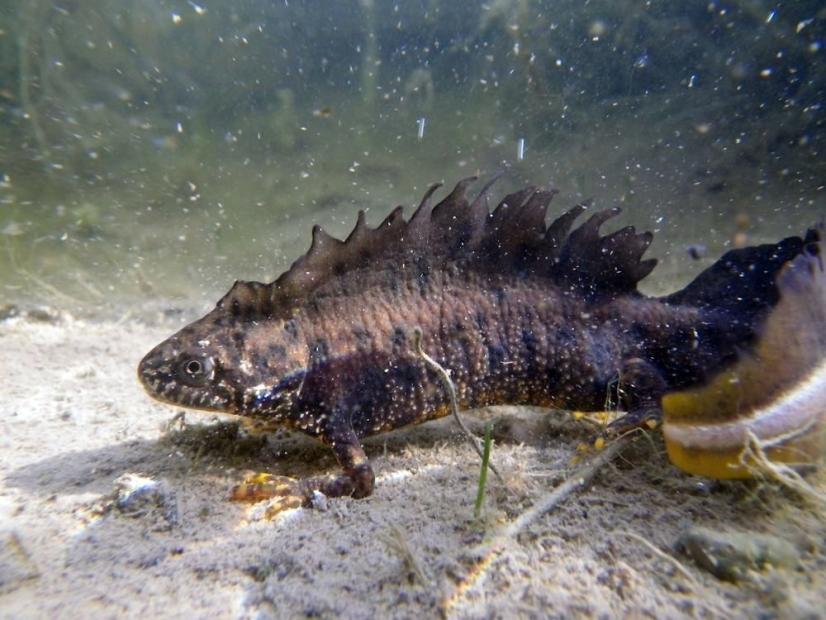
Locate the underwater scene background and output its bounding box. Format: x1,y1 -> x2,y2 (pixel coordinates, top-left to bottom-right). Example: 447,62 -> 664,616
2,4 -> 826,618
0,0 -> 824,312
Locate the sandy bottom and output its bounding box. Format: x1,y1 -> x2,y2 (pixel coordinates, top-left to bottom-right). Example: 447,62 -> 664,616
1,314 -> 825,619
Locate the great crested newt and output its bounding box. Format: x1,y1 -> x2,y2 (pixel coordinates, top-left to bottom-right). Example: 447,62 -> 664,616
138,178 -> 825,509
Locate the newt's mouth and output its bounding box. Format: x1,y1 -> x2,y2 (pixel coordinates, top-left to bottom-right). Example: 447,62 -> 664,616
138,345 -> 232,412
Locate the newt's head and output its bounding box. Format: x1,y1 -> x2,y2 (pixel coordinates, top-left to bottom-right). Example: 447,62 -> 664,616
138,280 -> 305,416
138,317 -> 235,413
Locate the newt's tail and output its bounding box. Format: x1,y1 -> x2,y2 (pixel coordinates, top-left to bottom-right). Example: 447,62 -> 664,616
662,226 -> 825,479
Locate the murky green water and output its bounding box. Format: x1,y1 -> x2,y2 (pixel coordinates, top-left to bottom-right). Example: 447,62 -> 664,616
1,1 -> 823,317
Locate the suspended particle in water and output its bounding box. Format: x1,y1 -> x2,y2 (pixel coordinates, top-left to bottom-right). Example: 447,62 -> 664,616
313,106 -> 335,118
588,20 -> 607,38
416,118 -> 426,140
797,19 -> 813,33
171,13 -> 182,25
686,244 -> 707,260
517,138 -> 526,161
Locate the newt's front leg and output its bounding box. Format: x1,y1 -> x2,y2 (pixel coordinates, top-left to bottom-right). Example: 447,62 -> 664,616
231,426 -> 374,514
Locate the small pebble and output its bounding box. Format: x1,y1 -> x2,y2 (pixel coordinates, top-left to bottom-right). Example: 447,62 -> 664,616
111,473 -> 179,528
677,526 -> 800,582
311,490 -> 329,511
0,304 -> 20,321
26,306 -> 62,323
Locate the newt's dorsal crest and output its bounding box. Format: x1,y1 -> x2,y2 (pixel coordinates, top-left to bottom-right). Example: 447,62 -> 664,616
219,177 -> 657,321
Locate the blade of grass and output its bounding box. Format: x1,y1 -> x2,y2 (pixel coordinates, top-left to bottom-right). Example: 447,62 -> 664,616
474,421 -> 494,519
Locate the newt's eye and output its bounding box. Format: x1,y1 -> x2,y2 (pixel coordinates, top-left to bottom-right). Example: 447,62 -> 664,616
177,355 -> 214,386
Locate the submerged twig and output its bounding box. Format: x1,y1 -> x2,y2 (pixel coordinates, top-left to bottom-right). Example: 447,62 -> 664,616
500,431 -> 639,539
379,524 -> 429,587
17,1 -> 50,159
18,268 -> 84,306
615,529 -> 699,589
412,326 -> 502,482
740,428 -> 826,507
442,430 -> 643,611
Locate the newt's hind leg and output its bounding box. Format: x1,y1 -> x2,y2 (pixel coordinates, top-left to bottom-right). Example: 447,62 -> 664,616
231,427 -> 375,515
610,357 -> 667,433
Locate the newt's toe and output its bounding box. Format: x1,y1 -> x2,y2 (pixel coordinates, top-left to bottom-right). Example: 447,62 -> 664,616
263,495 -> 305,518
230,472 -> 303,502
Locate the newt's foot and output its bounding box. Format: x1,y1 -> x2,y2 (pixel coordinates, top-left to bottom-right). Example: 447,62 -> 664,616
230,463 -> 376,518
608,407 -> 662,435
